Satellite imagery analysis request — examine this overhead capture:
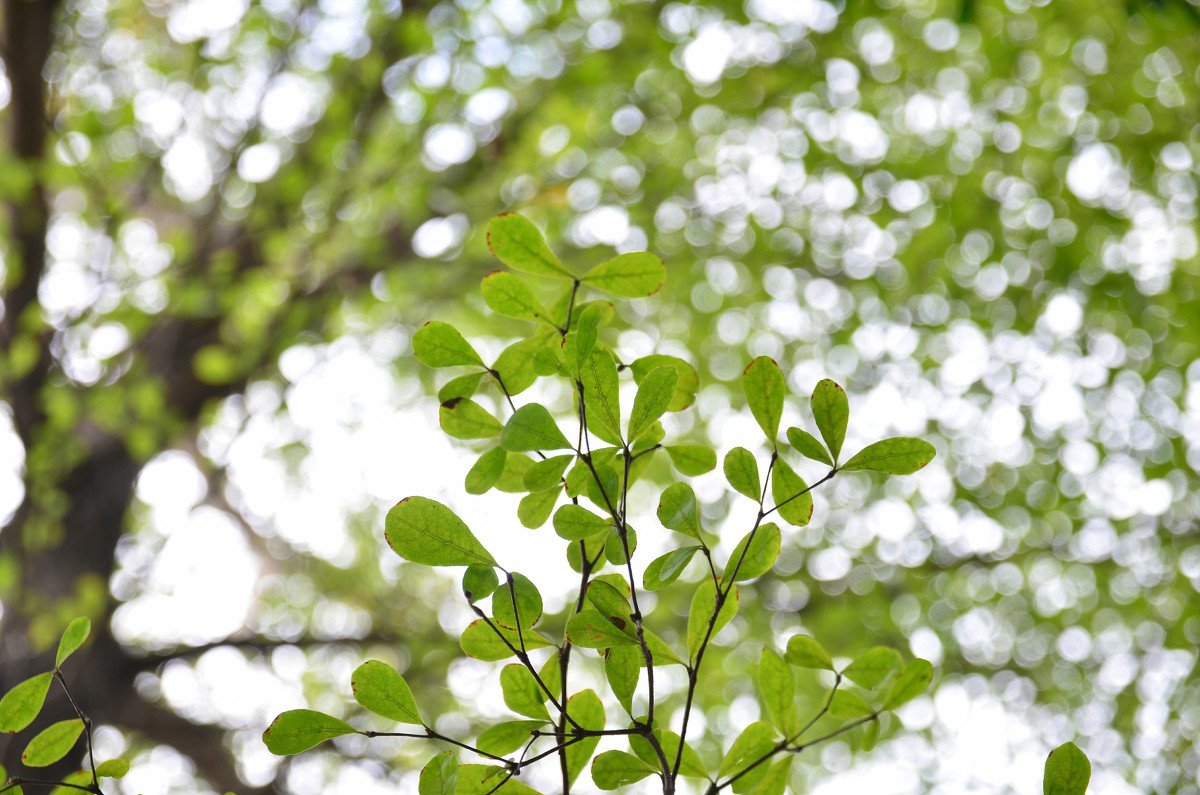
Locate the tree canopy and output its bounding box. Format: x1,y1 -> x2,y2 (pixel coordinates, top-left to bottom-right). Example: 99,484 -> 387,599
1,0 -> 1198,792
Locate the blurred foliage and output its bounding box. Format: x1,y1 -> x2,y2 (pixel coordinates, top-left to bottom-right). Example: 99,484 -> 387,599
1,0 -> 1199,792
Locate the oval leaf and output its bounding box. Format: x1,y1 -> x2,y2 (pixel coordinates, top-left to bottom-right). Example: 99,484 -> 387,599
486,213 -> 572,279
440,398 -> 503,440
643,546 -> 701,591
841,437 -> 936,475
55,618 -> 91,668
566,611 -> 637,649
743,357 -> 785,444
412,321 -> 484,368
351,660 -> 422,725
582,252 -> 665,297
385,497 -> 496,568
627,366 -> 677,442
657,482 -> 702,539
500,403 -> 572,452
263,709 -> 355,756
1044,741 -> 1091,795
842,647 -> 903,689
481,271 -> 552,323
810,379 -> 848,462
724,447 -> 761,500
784,635 -> 833,671
22,719 -> 85,767
591,750 -> 657,790
726,523 -> 781,582
0,672 -> 54,734
786,427 -> 832,467
882,658 -> 933,709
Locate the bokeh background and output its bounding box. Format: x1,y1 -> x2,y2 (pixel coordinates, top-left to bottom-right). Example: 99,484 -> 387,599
1,0 -> 1198,792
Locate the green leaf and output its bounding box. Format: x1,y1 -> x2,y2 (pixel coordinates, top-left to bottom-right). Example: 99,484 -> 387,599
486,213 -> 572,279
465,448 -> 507,495
566,611 -> 637,648
758,647 -> 798,735
743,356 -> 785,444
21,719 -> 85,767
385,497 -> 496,568
500,404 -> 572,452
628,365 -> 677,441
262,710 -> 355,756
482,271 -> 552,323
439,398 -> 503,439
55,618 -> 91,668
459,620 -> 553,661
1043,741 -> 1091,795
629,354 -> 699,411
724,447 -> 761,500
438,372 -> 484,403
579,348 -> 623,444
495,454 -> 535,493
718,721 -> 776,782
564,690 -> 605,785
657,482 -> 701,539
630,729 -> 707,779
882,658 -> 934,709
643,546 -> 701,591
500,665 -> 550,720
744,757 -> 793,795
585,579 -> 632,621
842,647 -> 903,689
493,335 -> 550,396
841,437 -> 936,475
786,427 -> 832,466
412,321 -> 485,368
568,302 -> 607,373
581,252 -> 665,297
462,564 -> 500,603
517,489 -> 559,528
0,672 -> 53,733
523,454 -> 573,492
455,764 -> 543,794
726,523 -> 781,581
476,720 -> 546,756
810,379 -> 849,462
603,646 -> 640,716
95,758 -> 130,779
419,751 -> 458,795
829,690 -> 874,719
860,718 -> 880,753
665,444 -> 716,476
784,635 -> 833,671
771,458 -> 813,527
493,573 -> 544,631
553,504 -> 612,541
591,750 -> 657,790
351,660 -> 421,725
687,580 -> 738,660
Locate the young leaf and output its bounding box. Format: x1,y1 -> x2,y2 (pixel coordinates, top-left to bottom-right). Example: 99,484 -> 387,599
786,427 -> 832,466
581,252 -> 665,297
0,672 -> 53,733
841,437 -> 936,475
842,647 -> 903,689
687,580 -> 738,660
724,447 -> 761,500
55,618 -> 91,668
517,489 -> 558,529
784,635 -> 833,671
829,690 -> 874,719
523,454 -> 572,492
643,546 -> 701,591
385,497 -> 496,568
481,271 -> 552,323
412,321 -> 485,368
726,523 -> 781,581
1043,742 -> 1091,795
657,482 -> 702,539
459,620 -> 553,661
629,354 -> 700,411
493,573 -> 544,631
351,660 -> 421,725
462,564 -> 499,603
438,372 -> 484,403
579,348 -> 622,444
757,647 -> 798,736
743,356 -> 785,444
771,458 -> 813,526
21,719 -> 85,767
603,646 -> 640,716
419,751 -> 459,795
665,444 -> 716,476
262,710 -> 355,756
591,750 -> 657,790
439,398 -> 503,439
627,365 -> 677,441
810,379 -> 848,462
553,505 -> 612,541
476,720 -> 547,756
486,213 -> 572,279
465,448 -> 507,495
95,758 -> 130,779
718,721 -> 776,782
500,665 -> 550,720
564,690 -> 605,786
500,404 -> 572,452
566,611 -> 638,649
882,658 -> 934,709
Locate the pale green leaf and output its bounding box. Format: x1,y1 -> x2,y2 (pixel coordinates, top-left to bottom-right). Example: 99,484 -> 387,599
459,621 -> 553,661
412,321 -> 484,368
665,444 -> 717,476
500,665 -> 549,720
687,580 -> 738,660
0,672 -> 53,734
486,213 -> 572,279
351,660 -> 421,725
385,497 -> 495,568
882,658 -> 934,709
481,271 -> 552,323
21,719 -> 85,767
465,448 -> 507,495
419,751 -> 458,795
581,252 -> 665,297
55,618 -> 91,669
500,404 -> 572,452
784,635 -> 833,671
629,354 -> 699,411
439,398 -> 503,440
842,647 -> 903,689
